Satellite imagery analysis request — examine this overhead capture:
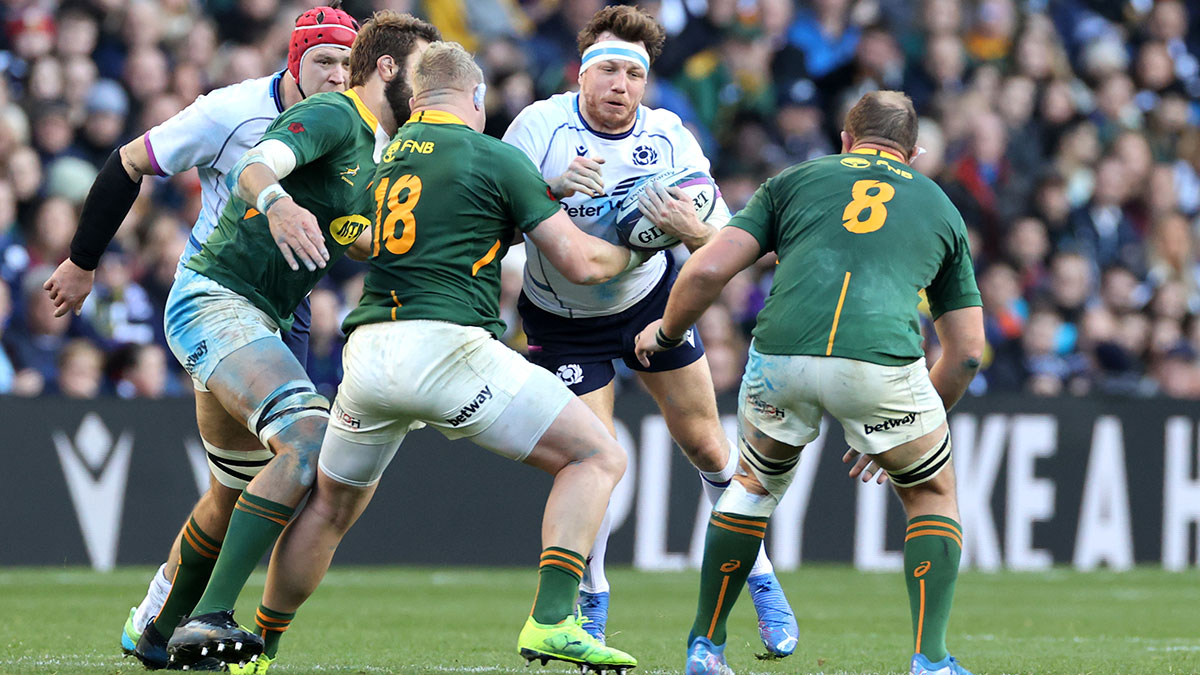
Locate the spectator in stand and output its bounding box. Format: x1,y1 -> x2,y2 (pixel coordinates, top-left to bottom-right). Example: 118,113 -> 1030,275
1063,156 -> 1143,272
110,342 -> 172,399
5,266 -> 75,395
54,337 -> 106,398
305,286 -> 346,400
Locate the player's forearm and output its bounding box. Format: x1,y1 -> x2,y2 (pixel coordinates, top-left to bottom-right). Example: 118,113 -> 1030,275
678,221 -> 718,252
575,238 -> 633,285
659,256 -> 726,338
235,162 -> 284,206
930,307 -> 984,410
928,354 -> 978,411
119,136 -> 155,181
69,148 -> 144,270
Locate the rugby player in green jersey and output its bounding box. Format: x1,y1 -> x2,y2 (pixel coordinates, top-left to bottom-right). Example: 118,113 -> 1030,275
635,91 -> 985,675
205,41 -> 644,673
160,11 -> 439,671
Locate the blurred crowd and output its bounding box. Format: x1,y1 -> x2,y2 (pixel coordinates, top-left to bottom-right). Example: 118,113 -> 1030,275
1,0 -> 1199,400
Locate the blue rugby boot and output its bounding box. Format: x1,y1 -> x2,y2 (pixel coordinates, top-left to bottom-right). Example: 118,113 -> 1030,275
910,653 -> 974,675
578,590 -> 609,644
746,572 -> 798,657
686,636 -> 734,675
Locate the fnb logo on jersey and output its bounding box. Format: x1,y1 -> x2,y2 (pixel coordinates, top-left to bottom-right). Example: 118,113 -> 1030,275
445,386 -> 493,427
400,139 -> 435,154
330,214 -> 370,245
863,412 -> 918,435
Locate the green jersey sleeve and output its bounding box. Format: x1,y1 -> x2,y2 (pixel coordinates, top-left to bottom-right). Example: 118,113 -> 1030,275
490,143 -> 561,233
258,98 -> 355,167
726,181 -> 775,255
926,217 -> 982,319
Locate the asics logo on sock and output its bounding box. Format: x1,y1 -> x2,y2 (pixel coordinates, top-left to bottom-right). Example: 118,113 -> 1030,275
864,412 -> 917,435
719,560 -> 741,573
913,560 -> 931,578
445,386 -> 493,427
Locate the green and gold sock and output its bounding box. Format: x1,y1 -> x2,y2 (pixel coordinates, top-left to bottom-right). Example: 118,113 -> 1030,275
152,517 -> 221,635
255,604 -> 295,659
531,547 -> 586,625
688,511 -> 768,646
904,515 -> 963,662
191,492 -> 294,616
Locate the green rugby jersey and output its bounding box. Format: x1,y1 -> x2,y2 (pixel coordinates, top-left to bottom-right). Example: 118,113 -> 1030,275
729,148 -> 981,366
187,90 -> 382,331
343,109 -> 560,338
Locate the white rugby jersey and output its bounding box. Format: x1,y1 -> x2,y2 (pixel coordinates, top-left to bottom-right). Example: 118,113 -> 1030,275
145,72 -> 287,274
504,92 -> 722,318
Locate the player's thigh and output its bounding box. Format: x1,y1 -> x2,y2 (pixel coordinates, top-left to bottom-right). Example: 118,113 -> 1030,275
204,337 -> 312,429
577,381 -> 616,437
820,356 -> 946,458
195,389 -> 262,451
737,346 -> 824,449
735,416 -> 807,496
637,355 -> 724,450
522,395 -> 625,477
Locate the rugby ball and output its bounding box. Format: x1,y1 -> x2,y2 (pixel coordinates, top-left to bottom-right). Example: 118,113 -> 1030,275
615,168 -> 718,251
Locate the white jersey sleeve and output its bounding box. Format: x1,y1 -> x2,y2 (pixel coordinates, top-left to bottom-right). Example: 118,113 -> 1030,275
505,93 -> 717,318
145,74 -> 284,274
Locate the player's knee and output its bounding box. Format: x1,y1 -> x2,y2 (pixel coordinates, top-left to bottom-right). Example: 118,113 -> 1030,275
203,438 -> 274,491
736,433 -> 800,505
590,437 -> 627,484
679,434 -> 728,473
247,379 -> 330,447
888,433 -> 952,490
715,477 -> 779,518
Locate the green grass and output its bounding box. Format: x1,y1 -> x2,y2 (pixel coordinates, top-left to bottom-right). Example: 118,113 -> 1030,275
0,566 -> 1196,674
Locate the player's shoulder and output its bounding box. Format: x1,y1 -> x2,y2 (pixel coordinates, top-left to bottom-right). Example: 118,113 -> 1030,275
192,73 -> 279,120
477,130 -> 537,166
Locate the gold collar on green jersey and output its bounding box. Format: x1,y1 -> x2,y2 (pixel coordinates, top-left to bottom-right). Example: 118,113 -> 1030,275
342,89 -> 379,132
407,110 -> 468,126
850,147 -> 904,162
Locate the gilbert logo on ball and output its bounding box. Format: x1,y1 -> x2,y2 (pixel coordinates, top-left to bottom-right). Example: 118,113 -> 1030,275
615,167 -> 717,251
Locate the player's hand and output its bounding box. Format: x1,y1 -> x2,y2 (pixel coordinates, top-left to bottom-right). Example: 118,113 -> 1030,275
549,156 -> 605,198
266,197 -> 328,272
843,448 -> 888,484
637,182 -> 712,248
633,318 -> 666,368
43,259 -> 95,317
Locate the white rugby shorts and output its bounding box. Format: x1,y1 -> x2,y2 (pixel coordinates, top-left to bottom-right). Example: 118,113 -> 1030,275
739,343 -> 946,455
324,320 -> 573,467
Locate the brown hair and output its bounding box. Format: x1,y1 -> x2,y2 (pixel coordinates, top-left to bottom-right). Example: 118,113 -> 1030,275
349,10 -> 441,88
844,90 -> 919,156
576,5 -> 665,64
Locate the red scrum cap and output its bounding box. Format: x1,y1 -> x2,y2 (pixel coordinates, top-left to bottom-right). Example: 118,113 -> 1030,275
288,5 -> 359,92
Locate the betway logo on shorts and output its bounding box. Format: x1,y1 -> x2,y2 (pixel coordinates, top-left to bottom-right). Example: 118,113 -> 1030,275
184,340 -> 208,374
446,386 -> 493,427
864,412 -> 917,435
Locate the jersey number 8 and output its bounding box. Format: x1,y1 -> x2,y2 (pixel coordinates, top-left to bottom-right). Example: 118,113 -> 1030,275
841,179 -> 895,234
373,174 -> 423,256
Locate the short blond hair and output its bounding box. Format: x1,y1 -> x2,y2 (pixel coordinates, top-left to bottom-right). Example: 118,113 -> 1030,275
411,41 -> 483,98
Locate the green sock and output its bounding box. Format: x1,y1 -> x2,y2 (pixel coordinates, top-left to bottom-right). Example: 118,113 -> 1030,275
152,517 -> 221,636
191,492 -> 294,615
255,604 -> 295,659
531,547 -> 586,624
904,515 -> 963,662
688,511 -> 768,646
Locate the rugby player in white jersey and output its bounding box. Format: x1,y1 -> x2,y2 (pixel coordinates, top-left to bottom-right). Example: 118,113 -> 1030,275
42,5 -> 436,669
501,5 -> 797,656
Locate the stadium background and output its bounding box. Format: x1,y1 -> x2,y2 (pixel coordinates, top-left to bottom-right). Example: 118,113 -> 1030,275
0,0 -> 1198,575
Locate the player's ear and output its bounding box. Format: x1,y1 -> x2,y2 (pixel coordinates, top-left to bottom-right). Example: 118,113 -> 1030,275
378,55 -> 396,80
839,131 -> 853,153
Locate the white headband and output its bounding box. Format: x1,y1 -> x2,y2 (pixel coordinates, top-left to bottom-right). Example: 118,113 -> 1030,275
580,39 -> 650,75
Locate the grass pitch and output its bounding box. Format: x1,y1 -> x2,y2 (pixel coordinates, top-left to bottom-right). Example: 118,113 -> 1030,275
0,565 -> 1195,674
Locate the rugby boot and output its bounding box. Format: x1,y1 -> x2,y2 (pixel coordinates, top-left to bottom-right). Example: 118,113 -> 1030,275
578,590 -> 609,644
746,572 -> 798,657
910,653 -> 974,675
131,619 -> 225,670
167,610 -> 263,670
685,636 -> 734,675
122,607 -> 141,655
518,608 -> 637,673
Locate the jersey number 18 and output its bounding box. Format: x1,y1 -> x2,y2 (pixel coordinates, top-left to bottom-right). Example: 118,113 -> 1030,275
373,174 -> 423,257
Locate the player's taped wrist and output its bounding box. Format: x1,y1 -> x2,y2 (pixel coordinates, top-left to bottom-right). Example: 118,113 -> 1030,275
69,149 -> 141,271
655,326 -> 685,349
256,183 -> 290,214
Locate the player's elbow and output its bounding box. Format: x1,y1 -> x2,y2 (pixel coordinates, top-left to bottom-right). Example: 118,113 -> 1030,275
942,334 -> 984,373
563,260 -> 614,285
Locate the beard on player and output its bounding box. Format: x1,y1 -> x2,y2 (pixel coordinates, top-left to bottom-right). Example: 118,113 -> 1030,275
385,73 -> 413,125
